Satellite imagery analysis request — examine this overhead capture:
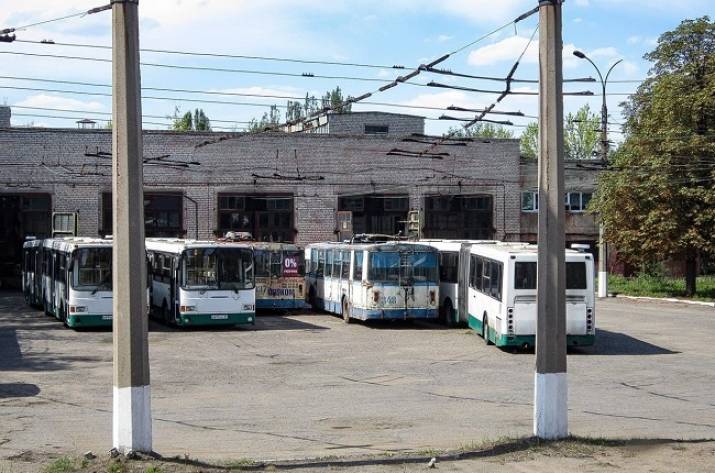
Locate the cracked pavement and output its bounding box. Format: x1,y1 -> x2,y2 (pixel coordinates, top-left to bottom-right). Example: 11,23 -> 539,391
0,293 -> 713,461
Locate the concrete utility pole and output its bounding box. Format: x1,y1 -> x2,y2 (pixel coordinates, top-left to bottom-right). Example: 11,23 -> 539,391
112,0 -> 152,453
535,0 -> 568,439
573,50 -> 622,298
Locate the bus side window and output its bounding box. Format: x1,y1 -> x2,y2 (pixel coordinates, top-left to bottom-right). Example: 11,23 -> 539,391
332,251 -> 342,279
354,251 -> 363,281
317,250 -> 324,277
491,262 -> 502,300
341,251 -> 350,279
326,250 -> 334,278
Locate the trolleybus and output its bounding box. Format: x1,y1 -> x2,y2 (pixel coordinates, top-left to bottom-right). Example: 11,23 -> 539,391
37,237 -> 115,328
146,238 -> 256,327
252,242 -> 306,310
305,241 -> 439,322
458,242 -> 595,348
420,239 -> 496,326
22,238 -> 43,308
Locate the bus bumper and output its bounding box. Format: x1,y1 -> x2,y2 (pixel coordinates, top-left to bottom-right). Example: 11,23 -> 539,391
494,334 -> 596,348
66,314 -> 113,328
351,307 -> 438,321
176,312 -> 256,326
256,299 -> 307,310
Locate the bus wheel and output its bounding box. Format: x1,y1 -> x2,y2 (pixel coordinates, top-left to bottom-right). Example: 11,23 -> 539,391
443,300 -> 455,328
342,298 -> 351,324
483,315 -> 492,345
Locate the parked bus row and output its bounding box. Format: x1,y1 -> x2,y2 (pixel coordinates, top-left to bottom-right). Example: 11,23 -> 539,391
22,237 -> 305,329
23,237 -> 596,349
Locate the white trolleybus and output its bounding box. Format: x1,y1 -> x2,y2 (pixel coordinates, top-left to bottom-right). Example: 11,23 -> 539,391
146,238 -> 256,327
456,242 -> 595,348
33,237 -> 115,328
305,241 -> 439,322
420,239 -> 497,327
22,238 -> 44,308
252,242 -> 306,310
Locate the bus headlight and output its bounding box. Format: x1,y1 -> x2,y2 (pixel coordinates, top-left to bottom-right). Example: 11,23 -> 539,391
179,305 -> 196,313
586,308 -> 594,334
69,305 -> 87,313
507,307 -> 514,335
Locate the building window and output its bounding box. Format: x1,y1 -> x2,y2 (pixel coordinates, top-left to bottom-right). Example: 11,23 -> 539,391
102,192 -> 183,237
565,192 -> 593,213
383,197 -> 408,212
217,194 -> 294,242
521,191 -> 538,212
424,195 -> 493,240
364,124 -> 389,135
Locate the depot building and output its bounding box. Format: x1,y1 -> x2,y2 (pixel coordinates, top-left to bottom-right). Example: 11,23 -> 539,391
0,106 -> 599,285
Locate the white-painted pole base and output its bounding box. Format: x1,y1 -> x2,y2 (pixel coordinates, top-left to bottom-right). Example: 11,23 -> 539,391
534,372 -> 568,439
113,385 -> 152,453
598,271 -> 608,298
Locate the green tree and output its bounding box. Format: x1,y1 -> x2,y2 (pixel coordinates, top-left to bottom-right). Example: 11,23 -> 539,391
171,107 -> 211,131
321,86 -> 353,113
519,104 -> 600,159
589,16 -> 715,296
247,105 -> 282,132
447,122 -> 514,139
520,122 -> 538,158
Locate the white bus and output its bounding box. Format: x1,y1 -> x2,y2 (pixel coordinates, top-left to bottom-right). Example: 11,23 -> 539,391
458,242 -> 595,348
37,237 -> 115,328
22,238 -> 44,308
146,239 -> 256,327
305,241 -> 439,322
420,239 -> 496,326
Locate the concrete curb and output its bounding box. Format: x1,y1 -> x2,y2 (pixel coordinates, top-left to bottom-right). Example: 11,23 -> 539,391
612,294 -> 715,308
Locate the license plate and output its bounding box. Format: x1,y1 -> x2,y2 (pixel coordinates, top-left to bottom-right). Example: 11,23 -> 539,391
102,315 -> 112,320
211,314 -> 228,320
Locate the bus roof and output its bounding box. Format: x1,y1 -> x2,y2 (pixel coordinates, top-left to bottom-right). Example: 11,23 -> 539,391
145,238 -> 253,254
250,242 -> 302,251
40,237 -> 112,252
469,241 -> 591,260
419,239 -> 498,252
306,241 -> 437,253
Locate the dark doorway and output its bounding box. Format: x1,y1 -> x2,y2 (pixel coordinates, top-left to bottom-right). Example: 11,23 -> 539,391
0,194 -> 51,288
217,194 -> 294,242
338,194 -> 409,236
423,195 -> 494,239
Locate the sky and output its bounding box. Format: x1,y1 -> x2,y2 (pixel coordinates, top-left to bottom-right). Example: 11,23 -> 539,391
0,0 -> 713,136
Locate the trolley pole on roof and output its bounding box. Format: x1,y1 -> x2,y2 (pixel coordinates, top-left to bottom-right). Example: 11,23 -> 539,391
112,0 -> 152,453
534,0 -> 568,439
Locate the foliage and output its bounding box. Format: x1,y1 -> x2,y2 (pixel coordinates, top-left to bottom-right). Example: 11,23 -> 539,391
608,274 -> 715,301
247,105 -> 282,132
519,104 -> 600,159
42,457 -> 78,473
170,107 -> 211,131
589,16 -> 715,296
448,122 -> 514,139
248,86 -> 352,132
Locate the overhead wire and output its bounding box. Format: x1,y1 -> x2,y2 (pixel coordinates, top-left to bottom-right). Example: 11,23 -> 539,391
0,4 -> 110,34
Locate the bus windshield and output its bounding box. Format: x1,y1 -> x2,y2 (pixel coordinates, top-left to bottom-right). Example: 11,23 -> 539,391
72,247 -> 112,291
181,248 -> 254,290
368,251 -> 438,285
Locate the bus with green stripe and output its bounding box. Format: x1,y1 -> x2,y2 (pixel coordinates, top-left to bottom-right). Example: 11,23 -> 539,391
457,242 -> 595,348
305,241 -> 439,322
146,239 -> 256,327
34,237 -> 115,328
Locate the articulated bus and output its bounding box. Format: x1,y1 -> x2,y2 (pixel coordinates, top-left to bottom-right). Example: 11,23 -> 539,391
22,238 -> 44,307
420,239 -> 496,326
305,241 -> 439,322
145,239 -> 256,327
457,242 -> 595,348
31,237 -> 115,328
252,242 -> 306,310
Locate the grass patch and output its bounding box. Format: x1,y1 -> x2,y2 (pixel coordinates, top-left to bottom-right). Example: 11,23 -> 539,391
144,466 -> 163,473
43,457 -> 80,473
607,274 -> 715,301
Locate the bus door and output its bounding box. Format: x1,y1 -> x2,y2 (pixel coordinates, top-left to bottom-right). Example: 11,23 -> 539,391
457,244 -> 472,321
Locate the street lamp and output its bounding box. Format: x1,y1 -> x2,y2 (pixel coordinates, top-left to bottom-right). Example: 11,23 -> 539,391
573,50 -> 622,298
